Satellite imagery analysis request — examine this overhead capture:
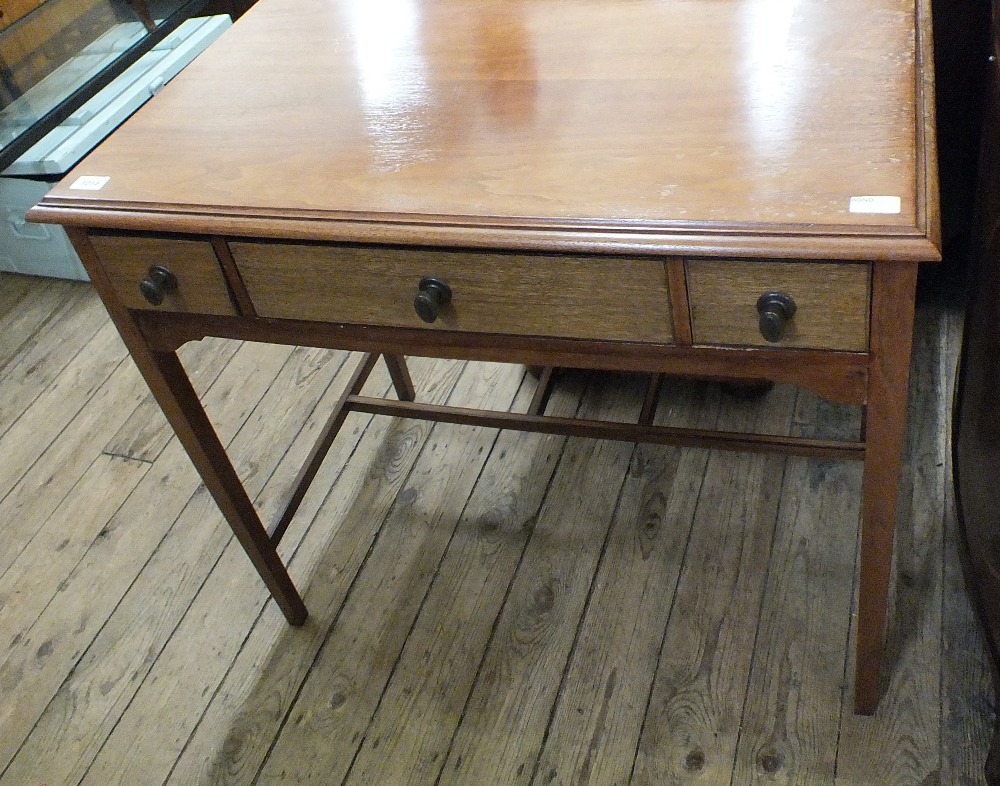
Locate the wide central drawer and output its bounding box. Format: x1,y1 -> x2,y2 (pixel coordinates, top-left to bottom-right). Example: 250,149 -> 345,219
230,242 -> 677,344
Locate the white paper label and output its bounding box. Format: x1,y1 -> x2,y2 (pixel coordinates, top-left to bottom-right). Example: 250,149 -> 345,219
69,175 -> 110,191
849,195 -> 901,214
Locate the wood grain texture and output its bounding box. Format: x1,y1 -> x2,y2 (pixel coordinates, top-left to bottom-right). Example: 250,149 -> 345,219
233,241 -> 675,343
0,319 -> 126,518
0,338 -> 295,779
343,393 -> 863,461
0,277 -> 992,784
34,0 -> 936,260
255,361 -> 525,785
137,359 -> 414,786
162,357 -> 467,786
667,259 -> 693,346
338,375 -> 587,786
630,384 -> 797,784
686,260 -> 871,351
0,453 -> 148,700
8,0 -> 941,755
730,391 -> 863,785
90,234 -> 237,316
383,353 -> 417,401
102,336 -> 242,462
915,0 -> 942,255
69,346 -> 355,786
75,229 -> 307,625
265,352 -> 382,544
0,0 -> 106,62
853,261 -> 919,714
0,278 -> 73,345
0,347 -> 147,581
836,300 -> 947,782
0,272 -> 35,326
530,380 -> 721,786
0,281 -> 100,438
433,381 -> 643,785
0,277 -> 83,376
0,276 -> 92,398
212,236 -> 258,317
0,0 -> 44,32
137,310 -> 872,407
0,341 -> 310,786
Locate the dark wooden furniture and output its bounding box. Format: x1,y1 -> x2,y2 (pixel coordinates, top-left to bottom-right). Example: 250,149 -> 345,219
953,0 -> 1000,774
28,0 -> 940,715
955,210 -> 1000,784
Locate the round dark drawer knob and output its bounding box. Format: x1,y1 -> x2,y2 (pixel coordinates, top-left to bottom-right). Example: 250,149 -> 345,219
756,291 -> 796,342
414,277 -> 452,323
139,265 -> 178,306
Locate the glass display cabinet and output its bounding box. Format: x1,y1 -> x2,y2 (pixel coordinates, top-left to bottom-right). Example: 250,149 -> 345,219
0,0 -> 230,277
0,0 -> 213,169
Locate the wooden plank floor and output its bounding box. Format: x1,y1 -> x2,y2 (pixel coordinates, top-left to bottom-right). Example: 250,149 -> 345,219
0,271 -> 993,785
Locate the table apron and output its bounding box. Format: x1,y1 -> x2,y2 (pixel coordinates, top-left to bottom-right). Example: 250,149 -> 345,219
133,310 -> 870,407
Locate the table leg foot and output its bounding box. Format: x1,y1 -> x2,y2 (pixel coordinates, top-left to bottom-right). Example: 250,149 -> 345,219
145,349 -> 309,625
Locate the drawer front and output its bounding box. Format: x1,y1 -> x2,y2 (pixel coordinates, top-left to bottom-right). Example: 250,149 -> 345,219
686,260 -> 870,351
231,242 -> 676,343
90,235 -> 237,316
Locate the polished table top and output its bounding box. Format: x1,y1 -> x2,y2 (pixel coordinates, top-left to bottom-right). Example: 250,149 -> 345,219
34,0 -> 938,262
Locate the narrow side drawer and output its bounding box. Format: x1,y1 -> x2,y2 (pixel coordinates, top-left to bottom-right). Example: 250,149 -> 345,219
686,260 -> 870,351
90,234 -> 237,316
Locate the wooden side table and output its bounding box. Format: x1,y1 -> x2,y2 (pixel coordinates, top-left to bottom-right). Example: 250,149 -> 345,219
29,0 -> 941,715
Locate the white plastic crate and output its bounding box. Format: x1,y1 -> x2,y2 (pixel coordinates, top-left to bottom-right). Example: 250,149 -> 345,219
0,175 -> 86,278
